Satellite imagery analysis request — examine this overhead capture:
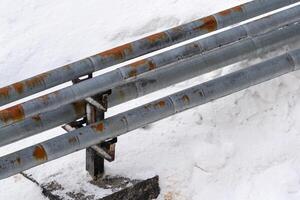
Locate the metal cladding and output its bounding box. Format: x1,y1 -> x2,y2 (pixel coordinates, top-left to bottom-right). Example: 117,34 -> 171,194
0,0 -> 298,106
0,48 -> 299,180
0,20 -> 300,128
1,6 -> 299,146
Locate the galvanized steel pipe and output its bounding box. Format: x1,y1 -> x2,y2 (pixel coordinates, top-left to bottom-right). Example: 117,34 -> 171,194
0,48 -> 299,180
0,20 -> 299,128
1,6 -> 299,146
0,0 -> 298,106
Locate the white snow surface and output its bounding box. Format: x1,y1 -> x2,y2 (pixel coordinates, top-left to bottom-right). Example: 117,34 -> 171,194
1,0 -> 300,199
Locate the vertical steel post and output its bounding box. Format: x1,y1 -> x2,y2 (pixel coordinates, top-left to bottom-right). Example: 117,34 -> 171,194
85,92 -> 117,179
72,76 -> 117,179
85,93 -> 106,179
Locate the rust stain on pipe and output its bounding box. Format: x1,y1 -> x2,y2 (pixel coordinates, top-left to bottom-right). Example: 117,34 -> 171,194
146,32 -> 168,44
16,157 -> 21,165
154,100 -> 166,108
0,87 -> 10,99
0,105 -> 25,124
25,73 -> 49,89
91,122 -> 104,132
31,114 -> 41,122
128,59 -> 157,78
181,95 -> 190,104
33,145 -> 48,161
72,101 -> 86,116
131,59 -> 156,70
99,43 -> 133,60
194,16 -> 217,32
218,5 -> 243,16
232,5 -> 243,12
12,83 -> 24,94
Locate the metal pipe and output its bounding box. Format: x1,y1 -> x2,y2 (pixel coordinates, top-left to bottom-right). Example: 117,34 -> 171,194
0,20 -> 299,128
2,6 -> 299,147
0,48 -> 299,180
0,0 -> 298,106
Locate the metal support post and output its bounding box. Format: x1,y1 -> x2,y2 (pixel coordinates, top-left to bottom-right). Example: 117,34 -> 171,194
71,76 -> 117,180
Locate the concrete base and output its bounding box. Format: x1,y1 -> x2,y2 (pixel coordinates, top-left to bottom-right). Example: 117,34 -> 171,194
23,173 -> 159,200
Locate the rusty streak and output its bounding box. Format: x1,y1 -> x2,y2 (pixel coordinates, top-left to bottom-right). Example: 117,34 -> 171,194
146,32 -> 168,43
130,59 -> 156,70
72,101 -> 86,116
128,69 -> 138,78
128,59 -> 157,78
16,157 -> 21,165
25,73 -> 49,89
0,87 -> 10,99
12,83 -> 25,94
232,5 -> 243,12
0,105 -> 25,124
218,5 -> 243,16
194,16 -> 217,32
31,114 -> 41,122
99,43 -> 133,60
91,122 -> 104,132
181,95 -> 190,103
154,100 -> 166,108
33,145 -> 48,161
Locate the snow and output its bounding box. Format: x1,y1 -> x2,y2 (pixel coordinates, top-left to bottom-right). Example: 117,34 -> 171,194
1,0 -> 300,200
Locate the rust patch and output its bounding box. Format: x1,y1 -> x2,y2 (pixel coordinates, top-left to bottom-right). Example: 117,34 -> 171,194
218,6 -> 243,16
39,94 -> 50,105
16,157 -> 21,165
99,43 -> 133,60
72,101 -> 86,116
154,100 -> 166,108
130,59 -> 156,71
0,105 -> 25,124
33,145 -> 48,161
25,73 -> 49,89
12,82 -> 25,94
128,69 -> 138,78
130,59 -> 148,68
128,59 -> 156,78
182,95 -> 190,103
91,122 -> 104,132
146,32 -> 168,43
31,114 -> 41,122
0,87 -> 10,99
232,5 -> 243,12
218,9 -> 231,16
68,136 -> 79,145
10,157 -> 21,165
194,16 -> 217,32
148,60 -> 156,71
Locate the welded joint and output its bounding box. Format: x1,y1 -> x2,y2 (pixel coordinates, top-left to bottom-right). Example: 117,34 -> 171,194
90,145 -> 113,161
85,97 -> 106,112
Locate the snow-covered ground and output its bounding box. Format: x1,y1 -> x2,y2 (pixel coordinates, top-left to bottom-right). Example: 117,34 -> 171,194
1,0 -> 300,199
